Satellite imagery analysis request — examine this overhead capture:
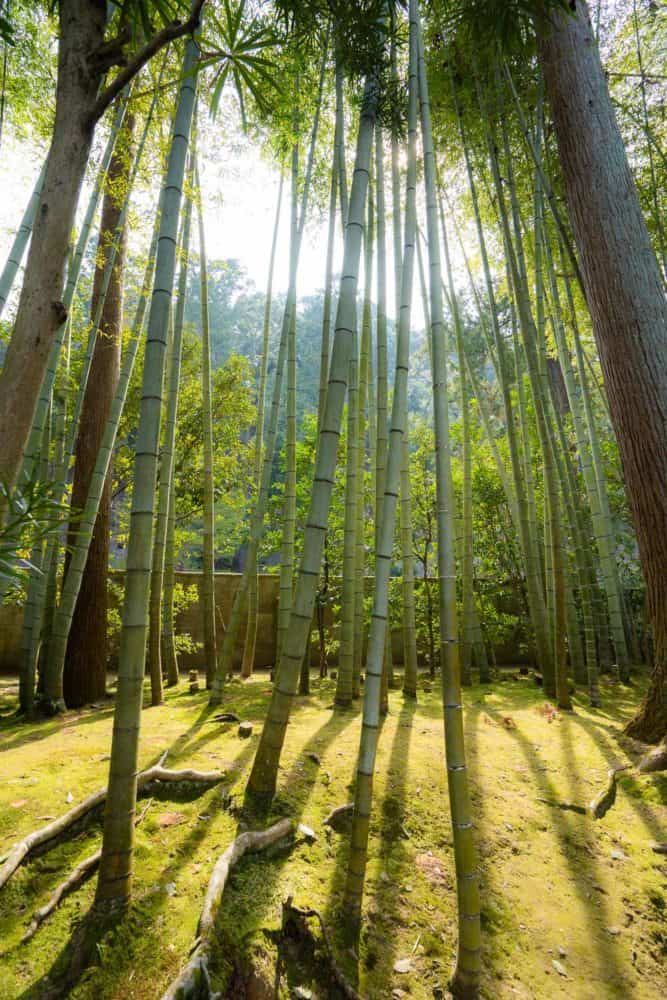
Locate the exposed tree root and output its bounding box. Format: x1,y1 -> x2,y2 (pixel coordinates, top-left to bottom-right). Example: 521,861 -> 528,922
637,741 -> 667,774
536,797 -> 586,815
162,818 -> 308,999
21,800 -> 154,943
587,766 -> 630,820
323,802 -> 354,833
281,896 -> 364,1000
0,753 -> 224,890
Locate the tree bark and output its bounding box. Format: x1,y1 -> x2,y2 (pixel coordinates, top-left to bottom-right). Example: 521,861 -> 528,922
537,0 -> 667,741
0,0 -> 107,496
63,109 -> 133,709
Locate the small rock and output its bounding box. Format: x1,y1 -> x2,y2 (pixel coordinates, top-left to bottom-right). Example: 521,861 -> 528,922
164,882 -> 177,896
611,848 -> 626,861
607,926 -> 622,936
65,792 -> 74,804
238,721 -> 253,739
511,842 -> 521,854
298,823 -> 317,844
393,958 -> 413,974
552,960 -> 567,977
558,946 -> 567,958
292,988 -> 313,1000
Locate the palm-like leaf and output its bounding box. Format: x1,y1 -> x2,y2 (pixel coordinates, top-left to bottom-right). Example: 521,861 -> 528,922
200,0 -> 282,122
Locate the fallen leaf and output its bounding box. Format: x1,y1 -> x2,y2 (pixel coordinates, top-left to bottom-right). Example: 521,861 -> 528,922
158,812 -> 185,828
552,960 -> 567,977
416,852 -> 452,888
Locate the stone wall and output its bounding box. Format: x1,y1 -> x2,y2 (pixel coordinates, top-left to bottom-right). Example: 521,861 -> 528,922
0,571 -> 531,675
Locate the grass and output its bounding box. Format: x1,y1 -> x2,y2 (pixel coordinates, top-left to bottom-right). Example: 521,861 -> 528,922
0,671 -> 665,999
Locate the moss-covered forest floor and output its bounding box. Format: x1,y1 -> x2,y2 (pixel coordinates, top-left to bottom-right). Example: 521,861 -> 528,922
0,672 -> 665,1000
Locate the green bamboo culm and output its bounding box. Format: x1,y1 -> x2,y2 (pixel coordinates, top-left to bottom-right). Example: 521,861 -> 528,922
417,7 -> 481,995
453,66 -> 552,688
0,161 -> 46,317
162,474 -> 179,685
148,155 -> 194,698
247,71 -> 378,803
374,120 -> 394,706
195,155 -> 218,689
241,174 -> 283,678
210,50 -> 325,699
344,0 -> 418,926
277,109 -> 300,669
557,238 -> 630,681
18,406 -> 52,716
353,179 -> 373,701
38,202 -> 160,709
37,81 -> 162,709
94,38 -> 198,913
335,321 -> 359,707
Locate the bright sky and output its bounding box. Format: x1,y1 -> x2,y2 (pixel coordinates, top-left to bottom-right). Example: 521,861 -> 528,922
0,117 -> 424,327
0,129 -> 338,304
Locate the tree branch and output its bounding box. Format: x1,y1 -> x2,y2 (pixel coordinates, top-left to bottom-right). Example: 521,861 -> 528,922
89,0 -> 206,126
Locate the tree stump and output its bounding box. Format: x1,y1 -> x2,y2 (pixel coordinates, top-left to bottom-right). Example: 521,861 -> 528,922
188,670 -> 199,694
238,722 -> 253,739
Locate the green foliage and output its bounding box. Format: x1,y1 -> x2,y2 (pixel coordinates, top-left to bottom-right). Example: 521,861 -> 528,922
432,0 -> 573,57
201,0 -> 283,125
0,476 -> 72,593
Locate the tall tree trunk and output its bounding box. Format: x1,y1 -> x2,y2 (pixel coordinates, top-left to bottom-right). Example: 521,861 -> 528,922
62,109 -> 133,709
95,39 -> 198,913
0,0 -> 108,498
43,187 -> 160,712
537,0 -> 667,741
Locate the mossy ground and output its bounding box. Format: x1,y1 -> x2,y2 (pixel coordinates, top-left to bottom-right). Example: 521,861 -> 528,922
0,671 -> 665,999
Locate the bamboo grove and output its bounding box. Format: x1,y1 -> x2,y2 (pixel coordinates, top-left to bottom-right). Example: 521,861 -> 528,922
0,0 -> 665,997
